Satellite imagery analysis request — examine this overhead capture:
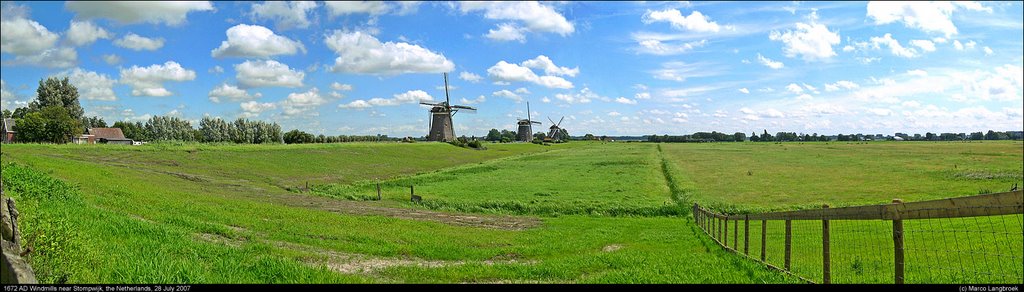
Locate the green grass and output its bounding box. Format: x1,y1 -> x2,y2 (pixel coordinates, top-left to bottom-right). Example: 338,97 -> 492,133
312,143 -> 692,216
660,141 -> 1024,212
2,140 -> 1020,283
0,142 -> 794,283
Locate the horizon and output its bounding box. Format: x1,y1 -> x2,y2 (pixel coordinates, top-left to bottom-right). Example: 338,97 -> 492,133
2,1 -> 1022,138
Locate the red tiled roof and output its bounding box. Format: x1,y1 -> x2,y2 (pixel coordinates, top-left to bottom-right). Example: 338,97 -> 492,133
88,128 -> 127,140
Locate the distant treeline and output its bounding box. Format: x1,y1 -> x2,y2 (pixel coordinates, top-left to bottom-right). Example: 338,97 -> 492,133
113,116 -> 284,144
282,129 -> 399,144
645,130 -> 1024,142
647,132 -> 748,143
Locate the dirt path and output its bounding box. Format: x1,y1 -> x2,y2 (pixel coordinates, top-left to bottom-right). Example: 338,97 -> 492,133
36,152 -> 542,231
246,191 -> 542,231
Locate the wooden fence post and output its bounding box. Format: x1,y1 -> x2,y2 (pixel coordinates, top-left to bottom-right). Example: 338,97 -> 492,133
761,220 -> 767,262
892,199 -> 905,284
822,204 -> 831,284
733,218 -> 738,250
784,219 -> 792,271
744,215 -> 750,255
718,215 -> 723,243
723,217 -> 728,247
376,182 -> 382,201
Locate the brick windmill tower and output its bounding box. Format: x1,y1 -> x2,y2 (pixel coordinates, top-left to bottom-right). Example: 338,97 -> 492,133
421,73 -> 476,142
516,101 -> 541,142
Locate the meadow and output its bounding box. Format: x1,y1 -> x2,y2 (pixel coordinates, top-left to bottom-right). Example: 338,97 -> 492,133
0,140 -> 1020,283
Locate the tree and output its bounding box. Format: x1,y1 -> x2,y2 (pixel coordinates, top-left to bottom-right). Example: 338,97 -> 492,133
485,129 -> 501,141
1,109 -> 10,119
734,132 -> 746,142
969,132 -> 984,140
14,106 -> 80,143
31,77 -> 83,122
583,133 -> 595,140
81,116 -> 106,129
534,132 -> 546,140
113,121 -> 150,141
985,130 -> 998,140
499,129 -> 516,142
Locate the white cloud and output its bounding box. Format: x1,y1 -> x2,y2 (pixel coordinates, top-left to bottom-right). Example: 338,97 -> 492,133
114,33 -> 165,51
459,71 -> 483,83
460,2 -> 574,36
796,94 -> 814,100
325,30 -> 454,75
786,83 -> 804,94
52,68 -> 117,101
486,23 -> 527,43
66,21 -> 112,46
1,16 -> 59,55
487,60 -> 573,89
234,60 -> 305,88
842,45 -> 855,52
651,61 -> 717,82
209,65 -> 224,74
910,39 -> 936,52
281,87 -> 326,115
553,87 -> 607,104
756,53 -> 784,69
642,9 -> 721,33
211,24 -> 305,58
251,1 -> 318,30
869,33 -> 918,58
932,37 -> 948,44
66,1 -> 213,26
615,97 -> 638,105
635,38 -> 707,55
907,69 -> 928,76
119,61 -> 197,97
102,54 -> 121,65
460,95 -> 486,105
515,87 -> 530,94
339,89 -> 434,109
330,82 -> 353,91
768,13 -> 840,61
493,89 -> 524,102
541,96 -> 551,103
635,92 -> 651,99
954,40 -> 964,50
983,46 -> 993,55
607,111 -> 621,117
738,88 -> 750,94
240,101 -> 276,118
521,55 -> 579,77
901,100 -> 922,108
824,80 -> 859,92
868,108 -> 893,116
209,83 -> 262,103
865,1 -> 983,37
325,1 -> 389,16
11,47 -> 77,68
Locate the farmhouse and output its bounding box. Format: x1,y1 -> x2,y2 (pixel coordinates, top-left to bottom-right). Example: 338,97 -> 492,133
86,128 -> 134,145
1,118 -> 14,143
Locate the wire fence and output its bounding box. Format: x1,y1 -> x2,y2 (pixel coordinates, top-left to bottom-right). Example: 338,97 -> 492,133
693,190 -> 1024,284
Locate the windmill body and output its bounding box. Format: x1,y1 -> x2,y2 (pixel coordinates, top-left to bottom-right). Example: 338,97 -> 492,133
423,73 -> 476,142
546,116 -> 565,141
516,101 -> 541,142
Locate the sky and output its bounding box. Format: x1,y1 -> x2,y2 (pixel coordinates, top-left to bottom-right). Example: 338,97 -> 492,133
1,1 -> 1022,137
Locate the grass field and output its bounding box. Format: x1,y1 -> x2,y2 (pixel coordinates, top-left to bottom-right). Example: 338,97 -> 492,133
660,141 -> 1024,212
1,140 -> 1021,283
313,143 -> 691,216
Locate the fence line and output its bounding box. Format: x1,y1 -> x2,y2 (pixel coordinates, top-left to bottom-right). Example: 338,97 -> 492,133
693,190 -> 1024,284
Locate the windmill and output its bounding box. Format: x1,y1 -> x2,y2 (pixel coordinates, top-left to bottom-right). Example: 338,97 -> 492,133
421,73 -> 476,142
516,101 -> 541,142
546,116 -> 566,141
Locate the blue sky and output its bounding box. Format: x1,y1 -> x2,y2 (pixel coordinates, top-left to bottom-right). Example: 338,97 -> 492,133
2,1 -> 1022,137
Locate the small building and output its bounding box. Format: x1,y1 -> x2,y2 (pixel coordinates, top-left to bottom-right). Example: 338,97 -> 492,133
2,118 -> 15,143
72,134 -> 96,144
87,128 -> 134,145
